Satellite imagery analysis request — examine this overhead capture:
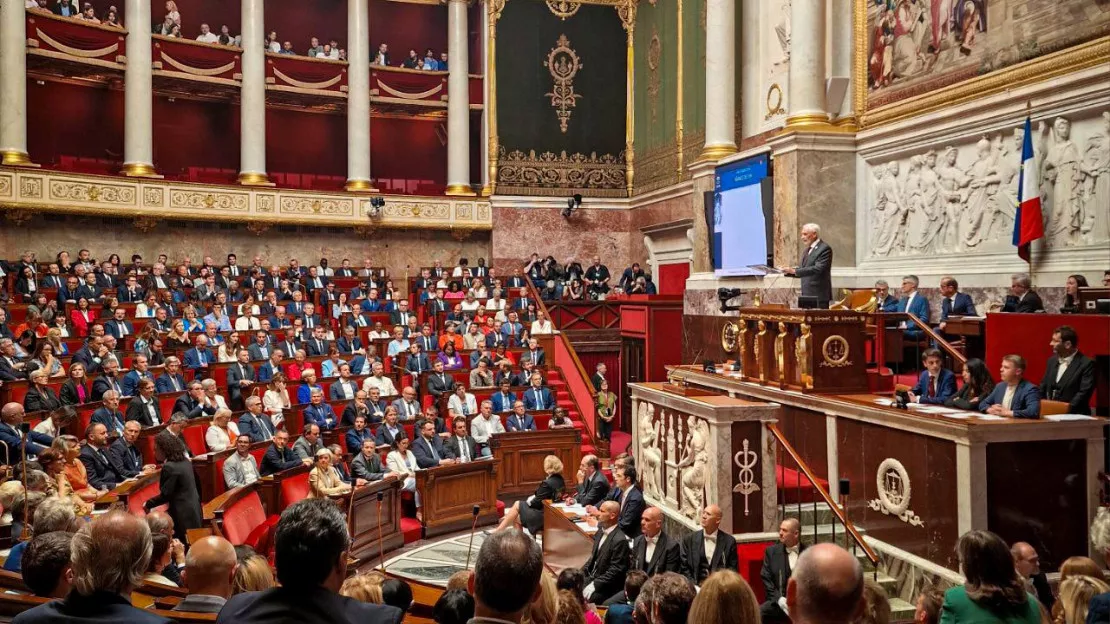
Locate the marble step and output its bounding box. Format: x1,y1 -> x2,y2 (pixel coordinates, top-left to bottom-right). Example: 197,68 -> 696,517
781,501 -> 838,526
889,597 -> 917,621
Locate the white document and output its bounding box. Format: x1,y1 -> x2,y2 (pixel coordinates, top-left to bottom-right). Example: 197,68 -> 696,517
1044,414 -> 1096,421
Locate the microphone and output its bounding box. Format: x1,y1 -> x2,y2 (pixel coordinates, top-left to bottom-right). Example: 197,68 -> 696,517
465,504 -> 480,568
376,490 -> 386,571
18,422 -> 31,542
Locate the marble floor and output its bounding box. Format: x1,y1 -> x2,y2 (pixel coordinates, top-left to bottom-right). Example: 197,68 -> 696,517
383,532 -> 490,586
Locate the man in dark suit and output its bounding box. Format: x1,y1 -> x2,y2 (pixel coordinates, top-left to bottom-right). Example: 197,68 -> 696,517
260,430 -> 311,476
248,330 -> 273,361
404,343 -> 432,376
350,437 -> 389,481
104,308 -> 134,340
581,500 -> 631,604
936,276 -> 977,333
216,498 -> 403,624
1011,541 -> 1055,612
225,349 -> 256,411
601,506 -> 685,606
443,416 -> 479,462
0,338 -> 28,380
13,509 -> 174,623
426,360 -> 456,399
117,275 -> 145,303
981,355 -> 1041,419
238,396 -> 275,442
126,379 -> 162,427
155,357 -> 186,393
0,402 -> 53,464
682,504 -> 739,585
1001,273 -> 1045,313
79,423 -> 124,491
91,391 -> 127,436
520,338 -> 545,367
780,223 -> 832,308
874,280 -> 899,312
593,464 -> 644,539
1040,325 -> 1096,415
574,455 -> 610,506
760,517 -> 806,622
411,419 -> 456,468
174,381 -> 219,420
257,351 -> 285,384
91,360 -> 123,402
389,300 -> 414,327
506,401 -> 537,432
108,420 -> 150,479
276,329 -> 300,359
909,348 -> 957,405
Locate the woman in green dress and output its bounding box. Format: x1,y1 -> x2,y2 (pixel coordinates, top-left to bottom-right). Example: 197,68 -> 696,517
595,379 -> 617,443
940,530 -> 1043,624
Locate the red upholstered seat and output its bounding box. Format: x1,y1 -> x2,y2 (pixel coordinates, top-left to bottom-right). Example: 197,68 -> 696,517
496,499 -> 505,518
737,541 -> 775,603
127,477 -> 167,516
244,516 -> 280,556
182,422 -> 210,457
221,491 -> 267,545
280,471 -> 311,509
400,516 -> 423,544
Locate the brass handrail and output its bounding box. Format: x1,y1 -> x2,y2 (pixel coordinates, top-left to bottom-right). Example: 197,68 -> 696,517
872,312 -> 967,365
525,280 -> 600,450
766,423 -> 879,566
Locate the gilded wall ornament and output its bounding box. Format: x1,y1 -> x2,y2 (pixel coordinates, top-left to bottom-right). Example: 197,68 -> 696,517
497,147 -> 627,195
647,31 -> 662,125
766,83 -> 786,120
546,0 -> 581,20
132,217 -> 159,233
820,335 -> 852,368
732,439 -> 760,516
868,458 -> 924,527
544,35 -> 583,134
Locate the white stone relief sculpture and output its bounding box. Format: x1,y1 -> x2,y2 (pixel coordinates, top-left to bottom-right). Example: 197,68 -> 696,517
676,416 -> 709,519
865,111 -> 1110,259
638,402 -> 663,500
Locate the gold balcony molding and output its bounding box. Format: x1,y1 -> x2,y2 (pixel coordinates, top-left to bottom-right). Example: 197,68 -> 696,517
0,168 -> 492,231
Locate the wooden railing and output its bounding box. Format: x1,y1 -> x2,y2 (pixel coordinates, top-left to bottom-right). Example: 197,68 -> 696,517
766,423 -> 879,569
524,280 -> 600,453
870,312 -> 968,377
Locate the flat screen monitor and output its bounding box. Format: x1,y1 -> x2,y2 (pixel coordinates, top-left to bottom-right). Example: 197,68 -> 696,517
708,153 -> 774,277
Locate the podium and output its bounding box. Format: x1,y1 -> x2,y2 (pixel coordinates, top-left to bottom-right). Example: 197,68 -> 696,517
723,308 -> 868,394
342,477 -> 405,562
416,459 -> 501,538
490,429 -> 581,499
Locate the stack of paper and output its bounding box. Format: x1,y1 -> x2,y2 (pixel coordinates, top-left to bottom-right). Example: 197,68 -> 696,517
1044,414 -> 1096,422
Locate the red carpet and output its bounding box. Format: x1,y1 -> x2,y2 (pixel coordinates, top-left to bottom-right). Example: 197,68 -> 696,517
776,465 -> 828,504
609,431 -> 631,456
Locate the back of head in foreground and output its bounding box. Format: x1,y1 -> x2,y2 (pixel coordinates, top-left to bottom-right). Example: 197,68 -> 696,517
786,543 -> 865,624
469,528 -> 544,620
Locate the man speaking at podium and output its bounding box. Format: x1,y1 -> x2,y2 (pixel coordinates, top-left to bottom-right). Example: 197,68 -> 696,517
778,223 -> 832,309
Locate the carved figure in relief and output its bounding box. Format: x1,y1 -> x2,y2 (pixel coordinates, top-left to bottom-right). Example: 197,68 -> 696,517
910,150 -> 945,253
772,0 -> 791,65
775,322 -> 787,383
754,321 -> 767,381
902,156 -> 927,252
676,416 -> 709,519
986,130 -> 1020,241
796,323 -> 812,388
737,321 -> 749,372
936,146 -> 970,251
961,137 -> 998,248
1081,112 -> 1110,243
638,403 -> 662,500
1040,117 -> 1082,246
872,161 -> 905,256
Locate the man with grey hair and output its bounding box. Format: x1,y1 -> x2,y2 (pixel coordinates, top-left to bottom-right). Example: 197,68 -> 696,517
779,223 -> 833,308
2,497 -> 77,573
0,338 -> 28,380
155,413 -> 193,460
293,424 -> 323,461
13,509 -> 172,623
785,543 -> 864,624
174,381 -> 218,420
873,280 -> 898,312
1002,272 -> 1045,313
896,274 -> 929,338
0,402 -> 53,463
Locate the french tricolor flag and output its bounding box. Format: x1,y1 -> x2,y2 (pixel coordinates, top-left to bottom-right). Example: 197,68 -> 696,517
1013,116 -> 1044,262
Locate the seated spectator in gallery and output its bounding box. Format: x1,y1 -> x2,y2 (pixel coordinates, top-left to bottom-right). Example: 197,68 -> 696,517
423,48 -> 439,70
908,349 -> 956,405
980,355 -> 1040,419
374,43 -> 389,65
195,23 -> 219,43
584,257 -> 611,297
402,49 -> 419,69
944,358 -> 995,412
1001,273 -> 1045,313
618,263 -> 645,292
1040,325 -> 1096,415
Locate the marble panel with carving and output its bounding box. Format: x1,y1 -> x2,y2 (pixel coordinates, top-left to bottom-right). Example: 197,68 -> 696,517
632,400 -> 713,521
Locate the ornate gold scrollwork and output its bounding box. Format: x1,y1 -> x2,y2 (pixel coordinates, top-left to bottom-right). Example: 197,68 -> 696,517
765,83 -> 785,120
245,221 -> 273,236
132,217 -> 159,233
820,335 -> 852,368
721,321 -> 739,354
496,146 -> 627,195
544,35 -> 583,134
546,0 -> 581,19
647,30 -> 662,125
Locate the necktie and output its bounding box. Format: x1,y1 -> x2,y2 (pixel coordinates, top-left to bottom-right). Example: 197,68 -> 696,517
928,376 -> 936,398
173,377 -> 181,391
428,438 -> 439,461
459,438 -> 469,462
255,416 -> 272,440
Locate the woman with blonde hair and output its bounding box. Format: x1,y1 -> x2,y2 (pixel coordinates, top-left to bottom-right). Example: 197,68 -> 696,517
165,319 -> 190,349
1055,575 -> 1109,624
205,408 -> 240,452
263,373 -> 291,428
53,435 -> 102,502
233,553 -> 275,594
45,327 -> 67,355
522,570 -> 558,624
340,571 -> 387,604
495,454 -> 564,534
687,570 -> 761,624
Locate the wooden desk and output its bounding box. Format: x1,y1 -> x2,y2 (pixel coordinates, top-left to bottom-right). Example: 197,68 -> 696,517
670,364 -> 1106,572
341,476 -> 405,562
542,501 -> 595,573
415,459 -> 500,538
490,429 -> 582,499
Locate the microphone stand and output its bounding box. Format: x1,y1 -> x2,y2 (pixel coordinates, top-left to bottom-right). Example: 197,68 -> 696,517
465,504 -> 480,569
376,490 -> 385,571
19,424 -> 30,542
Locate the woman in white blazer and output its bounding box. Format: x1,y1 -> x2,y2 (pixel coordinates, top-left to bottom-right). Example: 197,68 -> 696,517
386,435 -> 421,515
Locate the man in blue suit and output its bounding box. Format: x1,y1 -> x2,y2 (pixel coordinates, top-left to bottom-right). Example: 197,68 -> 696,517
182,335 -> 215,380
404,343 -> 432,376
0,402 -> 53,463
909,349 -> 957,405
257,351 -> 285,383
506,401 -> 537,432
104,308 -> 134,340
238,396 -> 275,441
91,391 -> 127,436
981,355 -> 1041,419
896,275 -> 930,338
155,356 -> 186,393
937,276 -> 977,333
303,388 -> 339,430
411,419 -> 455,468
874,280 -> 899,312
522,374 -> 554,411
490,379 -> 517,413
121,354 -> 153,397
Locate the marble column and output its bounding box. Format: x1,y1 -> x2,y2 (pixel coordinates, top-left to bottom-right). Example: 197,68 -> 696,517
700,0 -> 737,161
0,0 -> 32,166
830,0 -> 855,126
445,0 -> 473,196
784,0 -> 829,129
345,0 -> 375,191
479,4 -> 490,195
121,0 -> 156,176
238,0 -> 269,185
